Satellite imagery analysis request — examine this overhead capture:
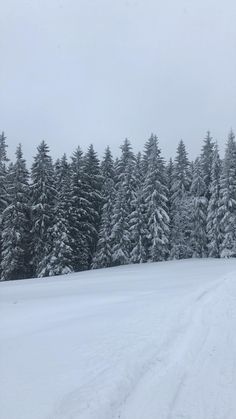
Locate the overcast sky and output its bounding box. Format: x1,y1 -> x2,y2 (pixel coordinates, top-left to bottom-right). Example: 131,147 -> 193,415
1,0 -> 236,163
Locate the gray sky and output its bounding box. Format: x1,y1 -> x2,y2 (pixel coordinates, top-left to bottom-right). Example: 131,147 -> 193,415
1,0 -> 236,163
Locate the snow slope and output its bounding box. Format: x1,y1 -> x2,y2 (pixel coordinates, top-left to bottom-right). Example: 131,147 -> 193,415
1,259 -> 236,419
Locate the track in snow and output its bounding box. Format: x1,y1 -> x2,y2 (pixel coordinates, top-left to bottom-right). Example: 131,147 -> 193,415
114,273 -> 236,419
1,259 -> 236,419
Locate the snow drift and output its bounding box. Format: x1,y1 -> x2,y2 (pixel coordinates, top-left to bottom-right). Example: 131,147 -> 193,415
1,258 -> 236,419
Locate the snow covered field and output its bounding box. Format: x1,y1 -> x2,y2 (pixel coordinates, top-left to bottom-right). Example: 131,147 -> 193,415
1,259 -> 236,419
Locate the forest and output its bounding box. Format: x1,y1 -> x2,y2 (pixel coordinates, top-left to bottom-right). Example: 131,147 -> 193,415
0,130 -> 235,281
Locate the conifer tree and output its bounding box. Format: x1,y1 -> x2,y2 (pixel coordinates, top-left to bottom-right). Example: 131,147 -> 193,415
201,131 -> 215,200
207,144 -> 222,257
0,132 -> 9,215
143,134 -> 169,261
93,147 -> 115,268
46,155 -> 74,276
111,139 -> 136,265
130,153 -> 148,263
83,145 -> 103,265
1,145 -> 31,280
111,185 -> 131,265
166,158 -> 174,255
31,141 -> 56,277
70,147 -> 90,271
0,132 -> 9,274
170,140 -> 192,259
190,158 -> 208,257
219,130 -> 236,257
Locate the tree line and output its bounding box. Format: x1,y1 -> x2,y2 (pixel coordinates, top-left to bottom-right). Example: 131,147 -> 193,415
0,130 -> 236,281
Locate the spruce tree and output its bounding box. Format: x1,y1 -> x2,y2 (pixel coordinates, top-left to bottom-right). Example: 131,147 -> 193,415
111,185 -> 131,265
111,139 -> 136,265
0,132 -> 9,215
70,147 -> 90,271
31,141 -> 56,277
130,153 -> 148,263
201,131 -> 215,200
170,140 -> 192,259
93,147 -> 115,268
190,158 -> 208,258
1,145 -> 31,280
207,144 -> 222,257
166,158 -> 174,255
219,130 -> 236,257
83,145 -> 103,265
143,134 -> 169,261
0,132 -> 10,276
45,155 -> 74,276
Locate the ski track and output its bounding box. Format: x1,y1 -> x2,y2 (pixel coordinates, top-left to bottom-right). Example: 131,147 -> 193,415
114,273 -> 236,419
1,259 -> 236,419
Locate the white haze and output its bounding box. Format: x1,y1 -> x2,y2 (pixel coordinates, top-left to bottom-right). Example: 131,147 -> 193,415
1,0 -> 236,162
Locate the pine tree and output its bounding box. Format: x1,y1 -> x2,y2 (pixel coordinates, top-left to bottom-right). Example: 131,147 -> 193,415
31,141 -> 56,277
0,132 -> 10,276
201,131 -> 214,200
111,139 -> 136,265
111,186 -> 131,265
143,134 -> 169,261
207,144 -> 222,257
0,132 -> 9,222
190,158 -> 208,258
83,145 -> 103,265
130,153 -> 148,263
93,147 -> 115,268
170,140 -> 192,259
1,145 -> 31,280
219,130 -> 236,258
70,147 -> 90,271
0,132 -> 9,215
45,155 -> 74,276
166,158 -> 174,255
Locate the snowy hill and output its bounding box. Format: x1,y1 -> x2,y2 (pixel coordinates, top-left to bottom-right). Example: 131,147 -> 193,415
1,259 -> 236,419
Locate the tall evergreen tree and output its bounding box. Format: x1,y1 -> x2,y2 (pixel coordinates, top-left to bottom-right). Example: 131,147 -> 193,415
111,139 -> 136,265
219,130 -> 236,257
45,155 -> 74,276
93,147 -> 115,268
111,185 -> 131,265
0,132 -> 9,275
170,140 -> 192,259
166,158 -> 174,255
1,145 -> 31,280
207,144 -> 222,258
130,153 -> 148,263
0,132 -> 9,215
143,134 -> 169,261
201,131 -> 215,200
70,147 -> 90,271
83,145 -> 103,265
190,158 -> 208,258
31,141 -> 56,277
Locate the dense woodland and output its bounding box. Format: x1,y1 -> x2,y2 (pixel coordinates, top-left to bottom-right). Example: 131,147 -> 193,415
0,130 -> 236,281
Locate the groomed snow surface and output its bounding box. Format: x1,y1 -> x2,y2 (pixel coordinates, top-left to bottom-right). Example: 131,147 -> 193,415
1,259 -> 236,419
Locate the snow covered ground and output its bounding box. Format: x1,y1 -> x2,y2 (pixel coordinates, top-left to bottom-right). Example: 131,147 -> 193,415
1,259 -> 236,419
